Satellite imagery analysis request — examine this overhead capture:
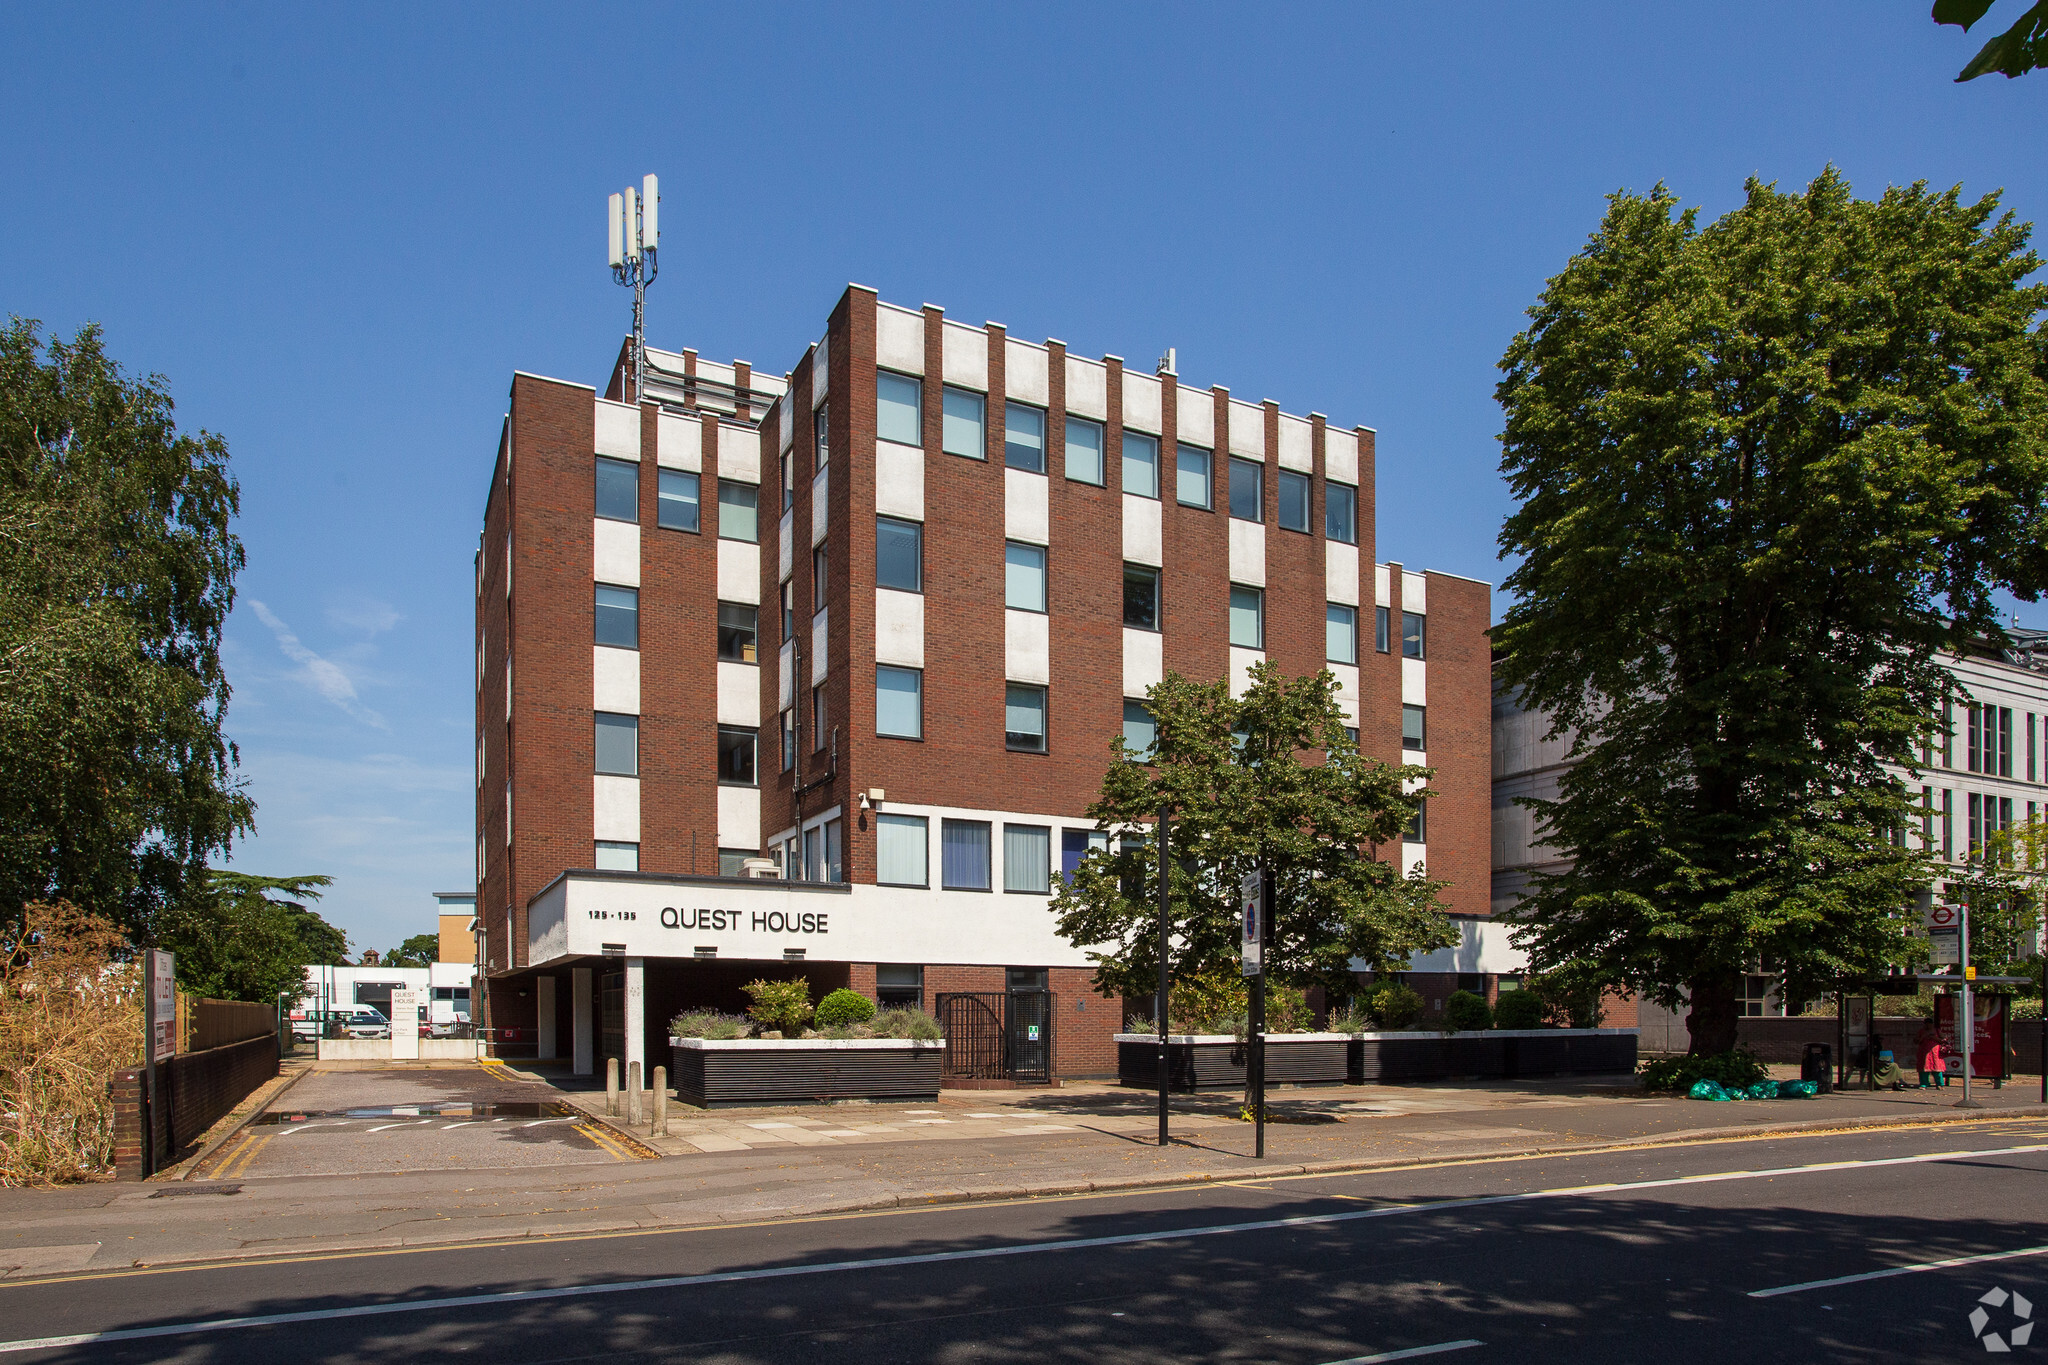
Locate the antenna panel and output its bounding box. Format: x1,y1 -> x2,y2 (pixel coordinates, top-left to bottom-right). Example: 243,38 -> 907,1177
623,186 -> 640,259
642,174 -> 659,250
608,193 -> 624,267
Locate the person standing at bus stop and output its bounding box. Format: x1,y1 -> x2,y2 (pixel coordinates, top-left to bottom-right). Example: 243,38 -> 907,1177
1916,1019 -> 1948,1088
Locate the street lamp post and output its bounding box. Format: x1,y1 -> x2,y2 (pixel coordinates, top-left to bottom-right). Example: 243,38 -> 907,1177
1156,803 -> 1170,1147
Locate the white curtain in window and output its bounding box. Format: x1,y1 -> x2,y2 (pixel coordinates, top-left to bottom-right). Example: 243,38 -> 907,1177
876,814 -> 928,886
1003,825 -> 1051,893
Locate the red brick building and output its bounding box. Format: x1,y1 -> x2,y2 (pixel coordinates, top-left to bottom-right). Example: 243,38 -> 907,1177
475,285 -> 1491,1082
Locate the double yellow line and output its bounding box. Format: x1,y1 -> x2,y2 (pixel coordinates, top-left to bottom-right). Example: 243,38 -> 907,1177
207,1129 -> 275,1180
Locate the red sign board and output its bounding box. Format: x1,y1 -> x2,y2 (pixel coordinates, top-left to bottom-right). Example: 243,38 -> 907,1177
1934,994 -> 2008,1081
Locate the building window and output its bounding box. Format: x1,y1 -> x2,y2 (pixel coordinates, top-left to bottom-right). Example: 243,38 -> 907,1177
1228,457 -> 1263,521
814,404 -> 829,469
875,964 -> 923,1008
1402,704 -> 1426,752
1326,603 -> 1357,664
1176,444 -> 1212,508
1229,585 -> 1264,649
1968,706 -> 1981,772
780,708 -> 795,770
1005,542 -> 1047,612
877,516 -> 923,592
780,580 -> 795,641
595,585 -> 639,649
1943,787 -> 1954,860
804,818 -> 844,883
1066,416 -> 1105,485
781,453 -> 793,512
942,386 -> 985,459
1326,482 -> 1358,544
1405,799 -> 1426,844
718,480 -> 758,542
1278,469 -> 1311,533
941,819 -> 992,891
715,848 -> 750,877
812,684 -> 828,749
594,712 -> 638,776
813,543 -> 829,607
1124,563 -> 1160,630
595,456 -> 638,522
876,665 -> 923,739
877,371 -> 922,446
717,726 -> 757,786
1343,725 -> 1359,749
1006,683 -> 1048,752
717,602 -> 757,662
1004,824 -> 1052,893
1402,611 -> 1425,659
1123,430 -> 1159,498
1376,604 -> 1390,653
1061,828 -> 1110,879
876,814 -> 928,887
1123,699 -> 1156,760
594,840 -> 639,872
1005,403 -> 1046,472
658,469 -> 700,532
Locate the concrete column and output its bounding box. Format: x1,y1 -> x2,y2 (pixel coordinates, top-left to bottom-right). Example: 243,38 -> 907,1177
624,956 -> 647,1099
571,967 -> 594,1076
537,976 -> 558,1060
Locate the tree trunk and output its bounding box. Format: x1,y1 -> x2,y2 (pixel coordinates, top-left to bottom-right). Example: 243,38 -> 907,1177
1685,974 -> 1742,1056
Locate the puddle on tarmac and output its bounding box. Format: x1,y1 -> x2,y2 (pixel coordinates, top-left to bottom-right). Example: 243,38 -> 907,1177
251,1103 -> 568,1124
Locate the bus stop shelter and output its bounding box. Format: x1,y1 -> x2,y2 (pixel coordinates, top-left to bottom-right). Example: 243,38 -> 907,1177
1833,973 -> 2040,1097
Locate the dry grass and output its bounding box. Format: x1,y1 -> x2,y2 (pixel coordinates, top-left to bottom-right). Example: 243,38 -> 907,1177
0,902 -> 141,1185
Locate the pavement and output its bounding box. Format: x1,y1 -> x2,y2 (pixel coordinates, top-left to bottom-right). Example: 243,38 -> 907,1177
0,1059 -> 2041,1280
3,1118 -> 2046,1361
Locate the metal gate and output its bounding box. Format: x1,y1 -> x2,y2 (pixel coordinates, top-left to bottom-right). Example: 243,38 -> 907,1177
935,991 -> 1053,1084
600,969 -> 624,1064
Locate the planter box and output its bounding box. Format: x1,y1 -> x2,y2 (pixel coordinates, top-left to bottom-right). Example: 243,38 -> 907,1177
1114,1034 -> 1353,1091
670,1037 -> 944,1108
1352,1029 -> 1638,1082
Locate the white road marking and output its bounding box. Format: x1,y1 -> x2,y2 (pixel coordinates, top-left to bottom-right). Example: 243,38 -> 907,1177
1750,1244 -> 2048,1297
1325,1343 -> 1485,1364
520,1119 -> 575,1128
4,1141 -> 2042,1355
364,1121 -> 434,1133
441,1122 -> 479,1130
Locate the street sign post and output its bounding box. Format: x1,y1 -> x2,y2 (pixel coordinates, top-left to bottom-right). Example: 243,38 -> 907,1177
1157,804 -> 1171,1149
1923,900 -> 1962,967
1240,865 -> 1266,1159
142,950 -> 176,1177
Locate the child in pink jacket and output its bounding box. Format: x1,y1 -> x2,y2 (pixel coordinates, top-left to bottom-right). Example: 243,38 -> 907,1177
1916,1021 -> 1948,1088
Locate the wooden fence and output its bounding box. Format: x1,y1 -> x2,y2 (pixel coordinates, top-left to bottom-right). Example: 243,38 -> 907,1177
177,996 -> 278,1054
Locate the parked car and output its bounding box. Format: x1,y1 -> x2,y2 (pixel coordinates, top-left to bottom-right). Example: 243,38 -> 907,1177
291,1008 -> 350,1041
341,1008 -> 391,1039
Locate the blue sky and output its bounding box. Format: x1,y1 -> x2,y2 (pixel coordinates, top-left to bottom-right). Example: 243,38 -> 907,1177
3,4 -> 2042,955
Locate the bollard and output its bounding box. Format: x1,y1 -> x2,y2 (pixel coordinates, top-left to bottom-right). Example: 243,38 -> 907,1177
627,1061 -> 642,1126
606,1057 -> 619,1115
652,1066 -> 668,1137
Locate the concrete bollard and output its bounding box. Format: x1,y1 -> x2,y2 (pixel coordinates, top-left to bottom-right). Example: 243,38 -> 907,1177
627,1061 -> 642,1126
652,1066 -> 668,1137
606,1057 -> 619,1115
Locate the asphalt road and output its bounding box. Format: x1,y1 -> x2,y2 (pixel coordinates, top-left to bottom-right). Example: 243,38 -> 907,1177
5,1118 -> 2046,1363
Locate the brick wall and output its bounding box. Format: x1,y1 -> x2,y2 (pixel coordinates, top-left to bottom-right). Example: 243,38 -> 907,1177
1423,572 -> 1492,919
112,1034 -> 278,1179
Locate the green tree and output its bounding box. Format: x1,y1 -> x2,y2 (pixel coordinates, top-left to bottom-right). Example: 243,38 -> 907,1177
1495,170 -> 2048,1057
1050,664 -> 1454,1003
1944,821 -> 2047,977
1935,0 -> 2048,80
382,934 -> 440,968
159,873 -> 339,1002
0,320 -> 251,940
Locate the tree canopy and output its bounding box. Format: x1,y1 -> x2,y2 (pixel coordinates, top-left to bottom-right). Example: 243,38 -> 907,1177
159,872 -> 342,1002
1495,170 -> 2048,1055
1049,664 -> 1453,1004
383,934 -> 440,968
0,320 -> 252,941
1935,0 -> 2048,80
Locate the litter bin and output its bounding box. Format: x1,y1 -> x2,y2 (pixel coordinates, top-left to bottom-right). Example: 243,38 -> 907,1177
1802,1041 -> 1833,1094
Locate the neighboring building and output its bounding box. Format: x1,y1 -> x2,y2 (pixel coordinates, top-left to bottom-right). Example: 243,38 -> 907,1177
476,285 -> 1494,1083
435,890 -> 477,965
1491,632 -> 2048,1036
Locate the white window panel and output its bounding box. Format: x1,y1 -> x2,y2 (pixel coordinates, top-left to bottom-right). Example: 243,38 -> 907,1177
1330,662 -> 1361,724
656,411 -> 701,471
1403,571 -> 1428,613
875,588 -> 925,668
1228,518 -> 1265,586
593,519 -> 640,587
810,335 -> 829,401
1005,339 -> 1049,406
779,509 -> 794,583
593,646 -> 640,715
594,399 -> 641,459
1123,626 -> 1163,697
812,606 -> 829,683
1122,493 -> 1162,568
717,660 -> 760,728
1403,656 -> 1428,705
1228,400 -> 1265,458
1325,427 -> 1359,485
875,439 -> 924,520
1177,386 -> 1214,447
1006,609 -> 1050,685
1375,563 -> 1393,607
811,467 -> 829,546
717,422 -> 761,483
942,320 -> 988,389
1277,415 -> 1313,471
717,785 -> 760,851
876,305 -> 925,374
1228,646 -> 1264,699
779,639 -> 794,710
717,537 -> 759,605
1122,372 -> 1161,434
593,775 -> 640,842
1326,541 -> 1361,606
1065,356 -> 1108,420
1005,467 -> 1049,545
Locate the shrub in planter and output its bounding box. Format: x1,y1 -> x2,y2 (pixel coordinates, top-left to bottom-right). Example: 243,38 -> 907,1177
669,1010 -> 748,1040
872,1008 -> 944,1040
1443,990 -> 1493,1032
742,978 -> 813,1034
1640,1048 -> 1768,1093
1325,1004 -> 1372,1034
1491,989 -> 1546,1030
815,988 -> 876,1029
1368,983 -> 1424,1029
